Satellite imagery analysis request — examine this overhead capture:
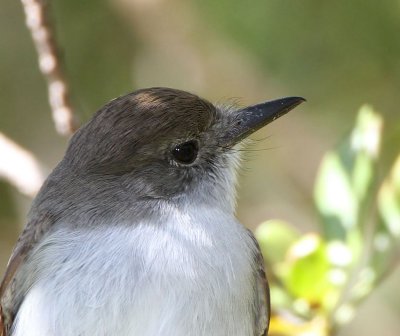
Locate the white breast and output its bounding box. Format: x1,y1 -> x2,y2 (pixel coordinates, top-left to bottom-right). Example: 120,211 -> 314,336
12,205 -> 258,336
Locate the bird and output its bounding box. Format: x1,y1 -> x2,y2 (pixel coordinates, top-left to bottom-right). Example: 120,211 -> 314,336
0,87 -> 304,336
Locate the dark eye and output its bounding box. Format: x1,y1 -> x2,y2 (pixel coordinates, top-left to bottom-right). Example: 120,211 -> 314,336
172,140 -> 199,164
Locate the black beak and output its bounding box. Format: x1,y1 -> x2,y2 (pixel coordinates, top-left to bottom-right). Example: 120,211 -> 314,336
222,96 -> 305,146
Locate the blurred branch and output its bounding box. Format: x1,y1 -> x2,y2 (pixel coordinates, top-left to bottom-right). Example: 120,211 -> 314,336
0,133 -> 45,197
20,0 -> 78,136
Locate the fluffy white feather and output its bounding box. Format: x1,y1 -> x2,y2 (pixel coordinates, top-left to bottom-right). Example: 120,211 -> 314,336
12,204 -> 258,336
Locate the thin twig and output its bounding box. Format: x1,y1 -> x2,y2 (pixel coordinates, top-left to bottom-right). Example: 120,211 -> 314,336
20,0 -> 78,136
0,133 -> 45,197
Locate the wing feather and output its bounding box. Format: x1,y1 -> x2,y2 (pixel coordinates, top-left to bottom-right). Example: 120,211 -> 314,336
0,213 -> 55,335
247,229 -> 270,336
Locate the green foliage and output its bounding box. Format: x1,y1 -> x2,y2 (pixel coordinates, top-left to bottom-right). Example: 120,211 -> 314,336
255,106 -> 400,335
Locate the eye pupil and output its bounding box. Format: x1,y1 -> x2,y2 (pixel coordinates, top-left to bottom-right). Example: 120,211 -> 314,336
172,141 -> 199,164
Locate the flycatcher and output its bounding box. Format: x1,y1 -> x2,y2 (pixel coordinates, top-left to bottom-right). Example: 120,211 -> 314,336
0,87 -> 304,336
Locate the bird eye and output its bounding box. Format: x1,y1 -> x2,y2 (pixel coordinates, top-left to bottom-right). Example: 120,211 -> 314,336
172,140 -> 199,165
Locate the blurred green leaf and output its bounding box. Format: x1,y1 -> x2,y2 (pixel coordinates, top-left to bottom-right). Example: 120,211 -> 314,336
314,151 -> 357,238
378,155 -> 400,238
283,234 -> 332,306
255,219 -> 300,265
369,155 -> 400,279
269,285 -> 295,312
314,105 -> 383,245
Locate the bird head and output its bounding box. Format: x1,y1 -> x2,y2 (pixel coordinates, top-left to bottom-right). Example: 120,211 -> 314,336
38,88 -> 304,219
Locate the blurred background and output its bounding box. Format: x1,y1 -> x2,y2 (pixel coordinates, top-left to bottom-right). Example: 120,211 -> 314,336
1,0 -> 399,335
